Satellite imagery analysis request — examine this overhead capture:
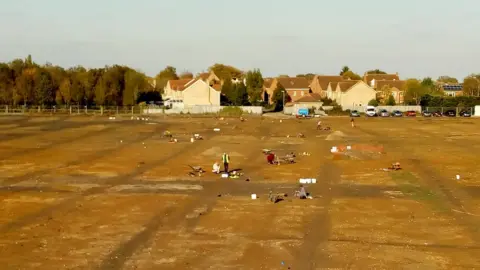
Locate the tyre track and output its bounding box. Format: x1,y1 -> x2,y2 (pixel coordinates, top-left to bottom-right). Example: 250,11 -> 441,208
0,122 -> 148,186
0,125 -> 217,234
355,126 -> 480,244
97,121 -> 274,270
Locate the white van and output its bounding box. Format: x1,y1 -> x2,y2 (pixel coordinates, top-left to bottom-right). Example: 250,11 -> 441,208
365,106 -> 377,117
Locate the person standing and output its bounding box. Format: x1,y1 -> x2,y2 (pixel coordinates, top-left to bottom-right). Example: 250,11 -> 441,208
222,152 -> 230,173
316,120 -> 322,130
350,117 -> 355,128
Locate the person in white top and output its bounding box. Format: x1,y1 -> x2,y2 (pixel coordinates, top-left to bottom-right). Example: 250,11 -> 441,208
212,162 -> 220,174
316,120 -> 322,130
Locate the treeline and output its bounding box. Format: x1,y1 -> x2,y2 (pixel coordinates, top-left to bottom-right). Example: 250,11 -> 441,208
0,55 -> 162,107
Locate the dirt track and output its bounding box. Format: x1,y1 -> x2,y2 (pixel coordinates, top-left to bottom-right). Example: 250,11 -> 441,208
0,115 -> 479,269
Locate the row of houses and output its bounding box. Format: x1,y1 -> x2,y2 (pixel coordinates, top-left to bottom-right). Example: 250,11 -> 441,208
162,70 -> 465,109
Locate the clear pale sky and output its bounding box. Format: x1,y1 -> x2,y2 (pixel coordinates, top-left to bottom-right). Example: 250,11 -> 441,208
1,0 -> 479,80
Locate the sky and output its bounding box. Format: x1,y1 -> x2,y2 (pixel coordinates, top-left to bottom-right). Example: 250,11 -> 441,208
1,0 -> 479,80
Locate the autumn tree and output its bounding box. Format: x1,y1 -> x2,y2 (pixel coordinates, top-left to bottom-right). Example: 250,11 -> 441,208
463,76 -> 480,97
155,66 -> 178,91
378,85 -> 392,104
16,68 -> 36,106
59,78 -> 72,105
209,63 -> 243,80
94,77 -> 106,106
245,69 -> 264,105
403,79 -> 431,105
0,64 -> 14,104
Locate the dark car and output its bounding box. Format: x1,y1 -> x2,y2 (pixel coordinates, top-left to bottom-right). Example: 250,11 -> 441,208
406,111 -> 416,117
444,110 -> 456,117
422,111 -> 432,117
392,110 -> 403,117
460,111 -> 471,117
350,110 -> 360,117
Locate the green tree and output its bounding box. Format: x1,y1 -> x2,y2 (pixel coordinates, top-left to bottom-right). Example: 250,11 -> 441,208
342,70 -> 362,80
271,84 -> 290,111
245,69 -> 264,105
123,70 -> 146,106
386,94 -> 396,105
340,66 -> 350,75
296,73 -> 315,80
220,76 -> 234,105
179,71 -> 193,79
437,76 -> 458,84
154,66 -> 178,91
366,69 -> 387,74
34,69 -> 55,106
368,99 -> 379,106
231,82 -> 249,106
209,63 -> 243,80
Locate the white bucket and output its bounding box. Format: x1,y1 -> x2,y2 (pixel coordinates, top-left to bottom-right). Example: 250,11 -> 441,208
251,194 -> 257,200
221,173 -> 229,178
347,146 -> 352,150
190,138 -> 194,143
456,175 -> 460,180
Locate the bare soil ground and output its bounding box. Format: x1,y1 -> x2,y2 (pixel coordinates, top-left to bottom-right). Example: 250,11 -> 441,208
0,115 -> 480,269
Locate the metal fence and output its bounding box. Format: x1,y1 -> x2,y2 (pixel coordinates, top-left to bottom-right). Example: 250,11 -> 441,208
423,107 -> 474,114
0,105 -> 144,115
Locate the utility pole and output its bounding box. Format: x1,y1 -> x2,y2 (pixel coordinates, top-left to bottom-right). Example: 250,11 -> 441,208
282,90 -> 285,110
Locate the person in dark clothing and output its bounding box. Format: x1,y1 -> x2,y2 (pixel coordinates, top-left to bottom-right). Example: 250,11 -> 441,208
222,152 -> 230,173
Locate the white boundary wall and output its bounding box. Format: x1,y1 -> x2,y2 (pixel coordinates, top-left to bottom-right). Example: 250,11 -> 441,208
475,106 -> 480,117
144,105 -> 263,115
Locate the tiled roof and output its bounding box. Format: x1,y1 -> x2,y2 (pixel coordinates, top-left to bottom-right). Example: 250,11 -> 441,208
168,79 -> 193,91
364,73 -> 400,83
338,81 -> 360,92
276,77 -> 310,89
316,75 -> 344,89
263,78 -> 273,88
375,80 -> 406,90
197,73 -> 210,80
295,93 -> 322,103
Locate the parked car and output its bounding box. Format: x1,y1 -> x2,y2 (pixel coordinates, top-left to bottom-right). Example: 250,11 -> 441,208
350,110 -> 360,117
422,111 -> 432,117
406,111 -> 416,117
460,111 -> 471,117
365,106 -> 377,117
444,110 -> 456,117
433,111 -> 442,117
392,110 -> 403,117
379,109 -> 390,117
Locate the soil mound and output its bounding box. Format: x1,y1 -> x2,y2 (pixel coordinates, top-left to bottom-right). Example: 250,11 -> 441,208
325,131 -> 347,141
